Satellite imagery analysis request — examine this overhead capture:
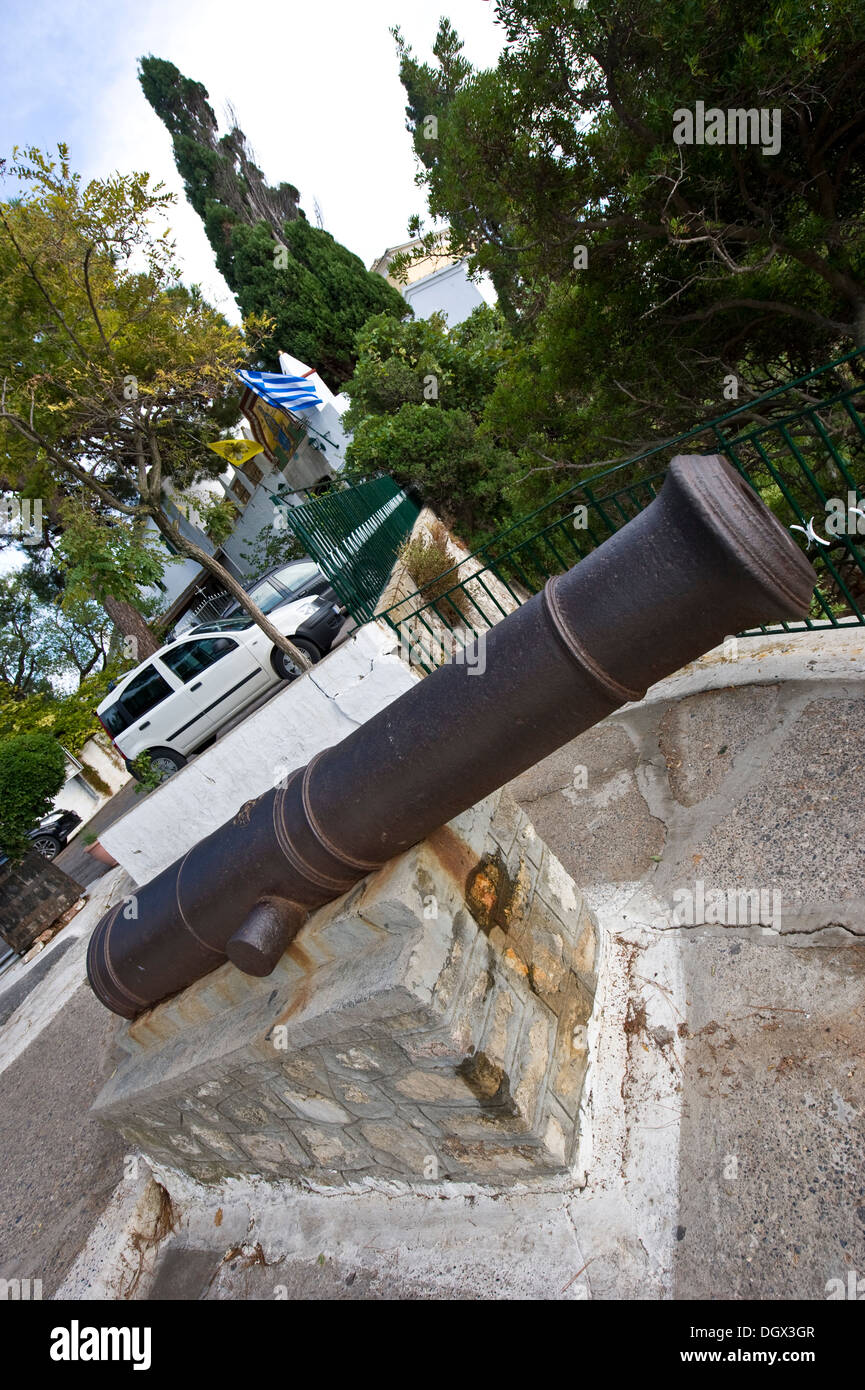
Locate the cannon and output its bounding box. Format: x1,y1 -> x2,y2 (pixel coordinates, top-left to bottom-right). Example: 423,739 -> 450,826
88,455 -> 816,1018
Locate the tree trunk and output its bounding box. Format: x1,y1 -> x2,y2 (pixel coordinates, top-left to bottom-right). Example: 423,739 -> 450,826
150,512 -> 313,672
103,596 -> 161,660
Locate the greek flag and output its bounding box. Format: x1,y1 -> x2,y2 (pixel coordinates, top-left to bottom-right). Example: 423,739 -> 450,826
235,369 -> 322,413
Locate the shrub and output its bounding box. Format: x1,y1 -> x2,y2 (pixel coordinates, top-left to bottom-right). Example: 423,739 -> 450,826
130,751 -> 165,795
0,733 -> 67,861
398,521 -> 470,624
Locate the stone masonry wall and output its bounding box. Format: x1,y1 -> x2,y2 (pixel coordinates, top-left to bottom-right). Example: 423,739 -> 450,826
0,851 -> 81,954
92,791 -> 597,1186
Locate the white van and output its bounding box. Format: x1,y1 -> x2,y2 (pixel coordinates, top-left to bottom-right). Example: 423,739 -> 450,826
97,593 -> 339,779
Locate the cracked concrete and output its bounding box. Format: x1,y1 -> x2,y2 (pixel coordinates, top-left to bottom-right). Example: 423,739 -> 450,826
509,628 -> 865,1297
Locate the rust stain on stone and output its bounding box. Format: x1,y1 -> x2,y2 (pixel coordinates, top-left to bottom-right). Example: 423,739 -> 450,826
427,825 -> 477,888
465,850 -> 519,936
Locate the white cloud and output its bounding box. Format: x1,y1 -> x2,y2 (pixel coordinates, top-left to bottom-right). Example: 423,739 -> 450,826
2,0 -> 504,315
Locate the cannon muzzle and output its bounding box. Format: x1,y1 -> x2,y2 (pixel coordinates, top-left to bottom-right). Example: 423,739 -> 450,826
88,455 -> 815,1017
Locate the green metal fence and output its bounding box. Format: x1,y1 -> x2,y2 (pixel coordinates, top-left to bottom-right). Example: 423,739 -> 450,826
280,475 -> 420,623
380,347 -> 865,673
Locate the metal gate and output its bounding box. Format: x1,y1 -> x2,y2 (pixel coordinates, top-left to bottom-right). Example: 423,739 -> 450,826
280,476 -> 420,623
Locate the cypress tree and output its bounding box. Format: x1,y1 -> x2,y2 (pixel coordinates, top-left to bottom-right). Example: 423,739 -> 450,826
140,57 -> 407,387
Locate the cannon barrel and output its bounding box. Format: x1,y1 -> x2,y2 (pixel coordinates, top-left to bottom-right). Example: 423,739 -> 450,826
87,456 -> 816,1018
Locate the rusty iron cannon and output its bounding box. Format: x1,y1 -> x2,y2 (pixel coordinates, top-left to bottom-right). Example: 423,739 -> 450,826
88,455 -> 816,1018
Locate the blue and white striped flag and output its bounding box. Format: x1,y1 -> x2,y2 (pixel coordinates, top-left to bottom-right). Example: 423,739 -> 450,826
235,369 -> 322,413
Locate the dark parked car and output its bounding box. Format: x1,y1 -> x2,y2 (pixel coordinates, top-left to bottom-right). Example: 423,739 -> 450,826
0,810 -> 82,869
28,809 -> 82,859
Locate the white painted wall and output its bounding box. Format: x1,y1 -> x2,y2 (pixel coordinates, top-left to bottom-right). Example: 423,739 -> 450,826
53,766 -> 100,823
141,518 -> 206,612
403,261 -> 485,327
53,736 -> 131,825
99,622 -> 417,883
79,736 -> 130,795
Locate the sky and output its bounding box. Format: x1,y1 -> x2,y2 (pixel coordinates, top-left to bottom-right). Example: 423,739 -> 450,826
0,0 -> 506,320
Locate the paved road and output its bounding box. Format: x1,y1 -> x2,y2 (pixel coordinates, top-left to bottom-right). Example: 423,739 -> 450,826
55,781 -> 142,888
0,980 -> 126,1296
0,626 -> 362,1297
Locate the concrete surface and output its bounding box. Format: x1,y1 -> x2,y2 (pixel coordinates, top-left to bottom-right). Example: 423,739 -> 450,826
0,981 -> 126,1296
673,932 -> 864,1298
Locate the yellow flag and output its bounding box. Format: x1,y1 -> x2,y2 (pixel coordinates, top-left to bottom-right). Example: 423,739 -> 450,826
207,439 -> 265,466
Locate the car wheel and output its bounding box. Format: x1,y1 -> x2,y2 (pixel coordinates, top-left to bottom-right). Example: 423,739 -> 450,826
31,834 -> 62,860
144,748 -> 188,780
271,638 -> 321,682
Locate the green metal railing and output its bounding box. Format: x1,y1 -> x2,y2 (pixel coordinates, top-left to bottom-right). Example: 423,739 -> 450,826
280,475 -> 420,622
380,347 -> 865,673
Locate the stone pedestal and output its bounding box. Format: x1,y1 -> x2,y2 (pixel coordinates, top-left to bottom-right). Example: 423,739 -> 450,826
92,791 -> 597,1185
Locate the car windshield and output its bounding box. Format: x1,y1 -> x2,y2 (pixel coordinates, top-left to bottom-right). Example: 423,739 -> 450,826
189,616 -> 255,634
274,561 -> 320,596
220,561 -> 322,619
246,580 -> 284,613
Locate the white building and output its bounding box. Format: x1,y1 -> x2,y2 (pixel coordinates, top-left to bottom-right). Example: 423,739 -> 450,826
370,238 -> 486,327
142,354 -> 350,634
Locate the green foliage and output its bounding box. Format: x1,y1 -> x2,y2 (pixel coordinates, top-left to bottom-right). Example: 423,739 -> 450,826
129,750 -> 165,794
55,505 -> 168,606
343,306 -> 520,541
0,569 -> 117,697
139,57 -> 408,386
0,662 -> 131,755
393,1 -> 865,483
0,732 -> 67,860
397,519 -> 470,622
238,518 -> 305,579
196,494 -> 239,548
225,216 -> 409,386
0,574 -> 58,698
0,146 -> 264,629
346,403 -> 514,542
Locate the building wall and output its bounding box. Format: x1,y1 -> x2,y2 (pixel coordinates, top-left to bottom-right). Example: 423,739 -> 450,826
402,261 -> 485,327
0,852 -> 81,954
142,518 -> 208,612
216,438 -> 333,579
53,736 -> 131,825
372,239 -> 486,328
